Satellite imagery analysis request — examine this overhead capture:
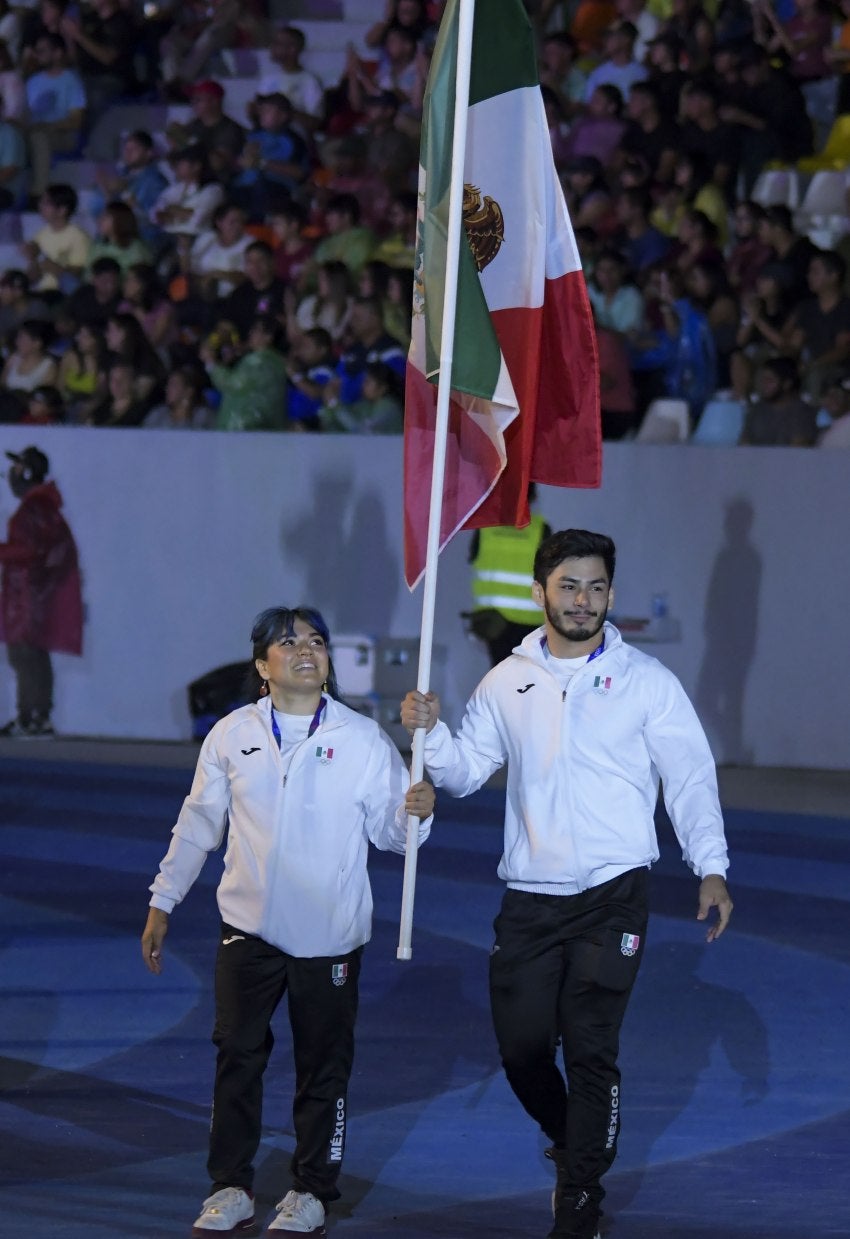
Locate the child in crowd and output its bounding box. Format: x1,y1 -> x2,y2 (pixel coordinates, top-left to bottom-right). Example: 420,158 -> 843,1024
20,184 -> 91,296
320,359 -> 404,434
285,326 -> 335,430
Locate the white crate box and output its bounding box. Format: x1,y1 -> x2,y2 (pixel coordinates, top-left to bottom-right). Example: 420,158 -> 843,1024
331,634 -> 376,697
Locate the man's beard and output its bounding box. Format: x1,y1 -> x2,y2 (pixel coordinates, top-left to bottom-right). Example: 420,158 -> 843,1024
544,597 -> 607,644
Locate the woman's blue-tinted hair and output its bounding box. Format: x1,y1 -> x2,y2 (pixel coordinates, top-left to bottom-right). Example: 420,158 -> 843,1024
246,606 -> 340,700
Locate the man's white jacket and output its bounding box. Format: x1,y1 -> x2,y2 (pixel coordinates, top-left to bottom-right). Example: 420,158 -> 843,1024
149,695 -> 430,957
423,622 -> 727,894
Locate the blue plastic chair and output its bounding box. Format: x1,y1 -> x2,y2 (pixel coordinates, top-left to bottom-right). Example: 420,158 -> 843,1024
690,398 -> 745,446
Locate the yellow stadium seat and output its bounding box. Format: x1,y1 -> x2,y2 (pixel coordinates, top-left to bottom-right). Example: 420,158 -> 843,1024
797,115 -> 850,173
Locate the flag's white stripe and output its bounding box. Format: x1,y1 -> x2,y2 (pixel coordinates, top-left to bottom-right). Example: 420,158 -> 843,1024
465,86 -> 581,314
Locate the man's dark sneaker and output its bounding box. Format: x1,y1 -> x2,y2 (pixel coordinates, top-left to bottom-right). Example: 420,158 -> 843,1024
548,1186 -> 602,1239
21,714 -> 56,740
0,718 -> 30,738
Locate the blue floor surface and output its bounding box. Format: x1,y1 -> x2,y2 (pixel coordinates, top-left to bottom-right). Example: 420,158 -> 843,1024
0,757 -> 848,1237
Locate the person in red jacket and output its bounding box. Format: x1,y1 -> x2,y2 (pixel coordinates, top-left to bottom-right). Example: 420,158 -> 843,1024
0,445 -> 82,737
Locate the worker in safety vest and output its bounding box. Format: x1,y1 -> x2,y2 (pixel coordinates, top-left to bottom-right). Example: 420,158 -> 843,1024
468,486 -> 550,667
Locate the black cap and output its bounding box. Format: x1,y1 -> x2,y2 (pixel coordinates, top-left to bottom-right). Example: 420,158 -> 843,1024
6,445 -> 49,481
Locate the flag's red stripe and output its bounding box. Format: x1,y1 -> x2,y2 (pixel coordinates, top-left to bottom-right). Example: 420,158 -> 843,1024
469,270 -> 601,530
403,364 -> 503,586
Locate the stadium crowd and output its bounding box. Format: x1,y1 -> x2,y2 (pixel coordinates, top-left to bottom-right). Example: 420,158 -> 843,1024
0,0 -> 848,446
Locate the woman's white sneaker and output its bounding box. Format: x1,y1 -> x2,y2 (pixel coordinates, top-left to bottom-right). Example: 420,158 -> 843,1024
191,1186 -> 259,1235
267,1191 -> 327,1234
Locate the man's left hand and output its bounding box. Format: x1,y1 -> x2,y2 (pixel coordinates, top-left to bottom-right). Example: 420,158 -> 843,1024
697,874 -> 733,942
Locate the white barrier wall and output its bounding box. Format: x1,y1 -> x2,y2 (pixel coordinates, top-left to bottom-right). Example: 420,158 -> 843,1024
0,425 -> 847,770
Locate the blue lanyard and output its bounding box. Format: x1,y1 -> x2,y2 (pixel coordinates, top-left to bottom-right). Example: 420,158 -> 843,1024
270,697 -> 327,750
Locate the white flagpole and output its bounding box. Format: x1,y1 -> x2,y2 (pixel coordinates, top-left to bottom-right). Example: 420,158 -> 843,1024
397,0 -> 477,961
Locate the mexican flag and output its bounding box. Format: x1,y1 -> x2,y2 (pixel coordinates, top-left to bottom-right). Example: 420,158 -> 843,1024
403,0 -> 601,588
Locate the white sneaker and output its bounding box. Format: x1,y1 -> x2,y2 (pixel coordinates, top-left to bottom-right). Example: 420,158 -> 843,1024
267,1191 -> 326,1234
192,1186 -> 258,1235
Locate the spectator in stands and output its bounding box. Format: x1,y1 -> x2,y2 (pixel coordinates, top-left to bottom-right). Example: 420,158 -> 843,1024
21,183 -> 90,296
759,205 -> 820,306
726,200 -> 773,295
613,186 -> 671,276
0,94 -> 26,210
0,271 -> 50,349
679,77 -> 741,206
307,193 -> 377,284
220,240 -> 287,340
357,89 -> 417,195
827,0 -> 850,116
753,0 -> 835,148
685,262 -> 741,390
24,31 -> 85,199
671,207 -> 724,276
538,32 -> 586,121
167,80 -> 245,188
542,85 -> 573,170
254,25 -> 325,137
583,21 -> 647,103
651,150 -> 729,247
739,355 -> 817,445
232,92 -> 311,220
320,359 -> 404,434
58,320 -> 107,421
645,31 -> 688,117
372,191 -> 417,269
587,246 -> 645,336
365,0 -> 431,51
727,43 -> 813,194
144,364 -> 214,429
562,84 -> 627,170
20,384 -> 64,425
783,250 -> 850,398
816,376 -> 850,446
568,0 -> 619,58
595,310 -> 638,440
730,262 -> 792,399
64,254 -> 122,329
95,130 -> 168,247
269,202 -> 314,287
86,201 -> 151,274
187,203 -> 252,302
285,326 -> 335,430
104,311 -> 165,402
613,0 -> 659,60
151,145 -> 224,243
561,155 -> 615,235
18,0 -> 66,76
120,262 -> 176,355
203,313 -> 288,431
0,320 -> 58,419
88,357 -> 156,427
614,80 -> 678,187
660,0 -> 715,76
334,295 -> 405,407
158,0 -> 261,102
290,259 -> 352,343
372,23 -> 420,111
0,36 -> 26,121
60,0 -> 138,116
310,133 -> 392,234
629,267 -> 717,423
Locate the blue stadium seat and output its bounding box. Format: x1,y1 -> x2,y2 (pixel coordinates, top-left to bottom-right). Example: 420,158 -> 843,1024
690,398 -> 745,446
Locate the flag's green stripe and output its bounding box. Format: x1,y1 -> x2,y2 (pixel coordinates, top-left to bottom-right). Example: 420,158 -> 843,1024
421,0 -> 502,395
469,0 -> 539,107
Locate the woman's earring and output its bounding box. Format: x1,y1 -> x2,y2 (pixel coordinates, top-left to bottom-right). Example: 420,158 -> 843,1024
322,681 -> 328,692
260,679 -> 269,697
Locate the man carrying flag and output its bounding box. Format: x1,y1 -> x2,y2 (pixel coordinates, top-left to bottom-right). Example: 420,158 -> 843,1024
403,0 -> 601,589
401,528 -> 733,1239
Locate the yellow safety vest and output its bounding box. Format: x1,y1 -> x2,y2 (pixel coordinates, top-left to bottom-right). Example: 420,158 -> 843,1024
471,516 -> 546,627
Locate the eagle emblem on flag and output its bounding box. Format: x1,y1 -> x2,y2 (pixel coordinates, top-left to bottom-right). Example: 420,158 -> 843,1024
463,183 -> 504,272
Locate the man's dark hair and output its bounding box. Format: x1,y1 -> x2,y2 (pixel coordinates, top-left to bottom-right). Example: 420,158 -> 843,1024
127,129 -> 155,149
326,192 -> 361,224
761,355 -> 800,391
91,256 -> 122,277
596,83 -> 624,116
42,183 -> 77,216
281,24 -> 306,52
245,239 -> 274,260
811,249 -> 846,283
764,204 -> 793,232
534,529 -> 616,587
